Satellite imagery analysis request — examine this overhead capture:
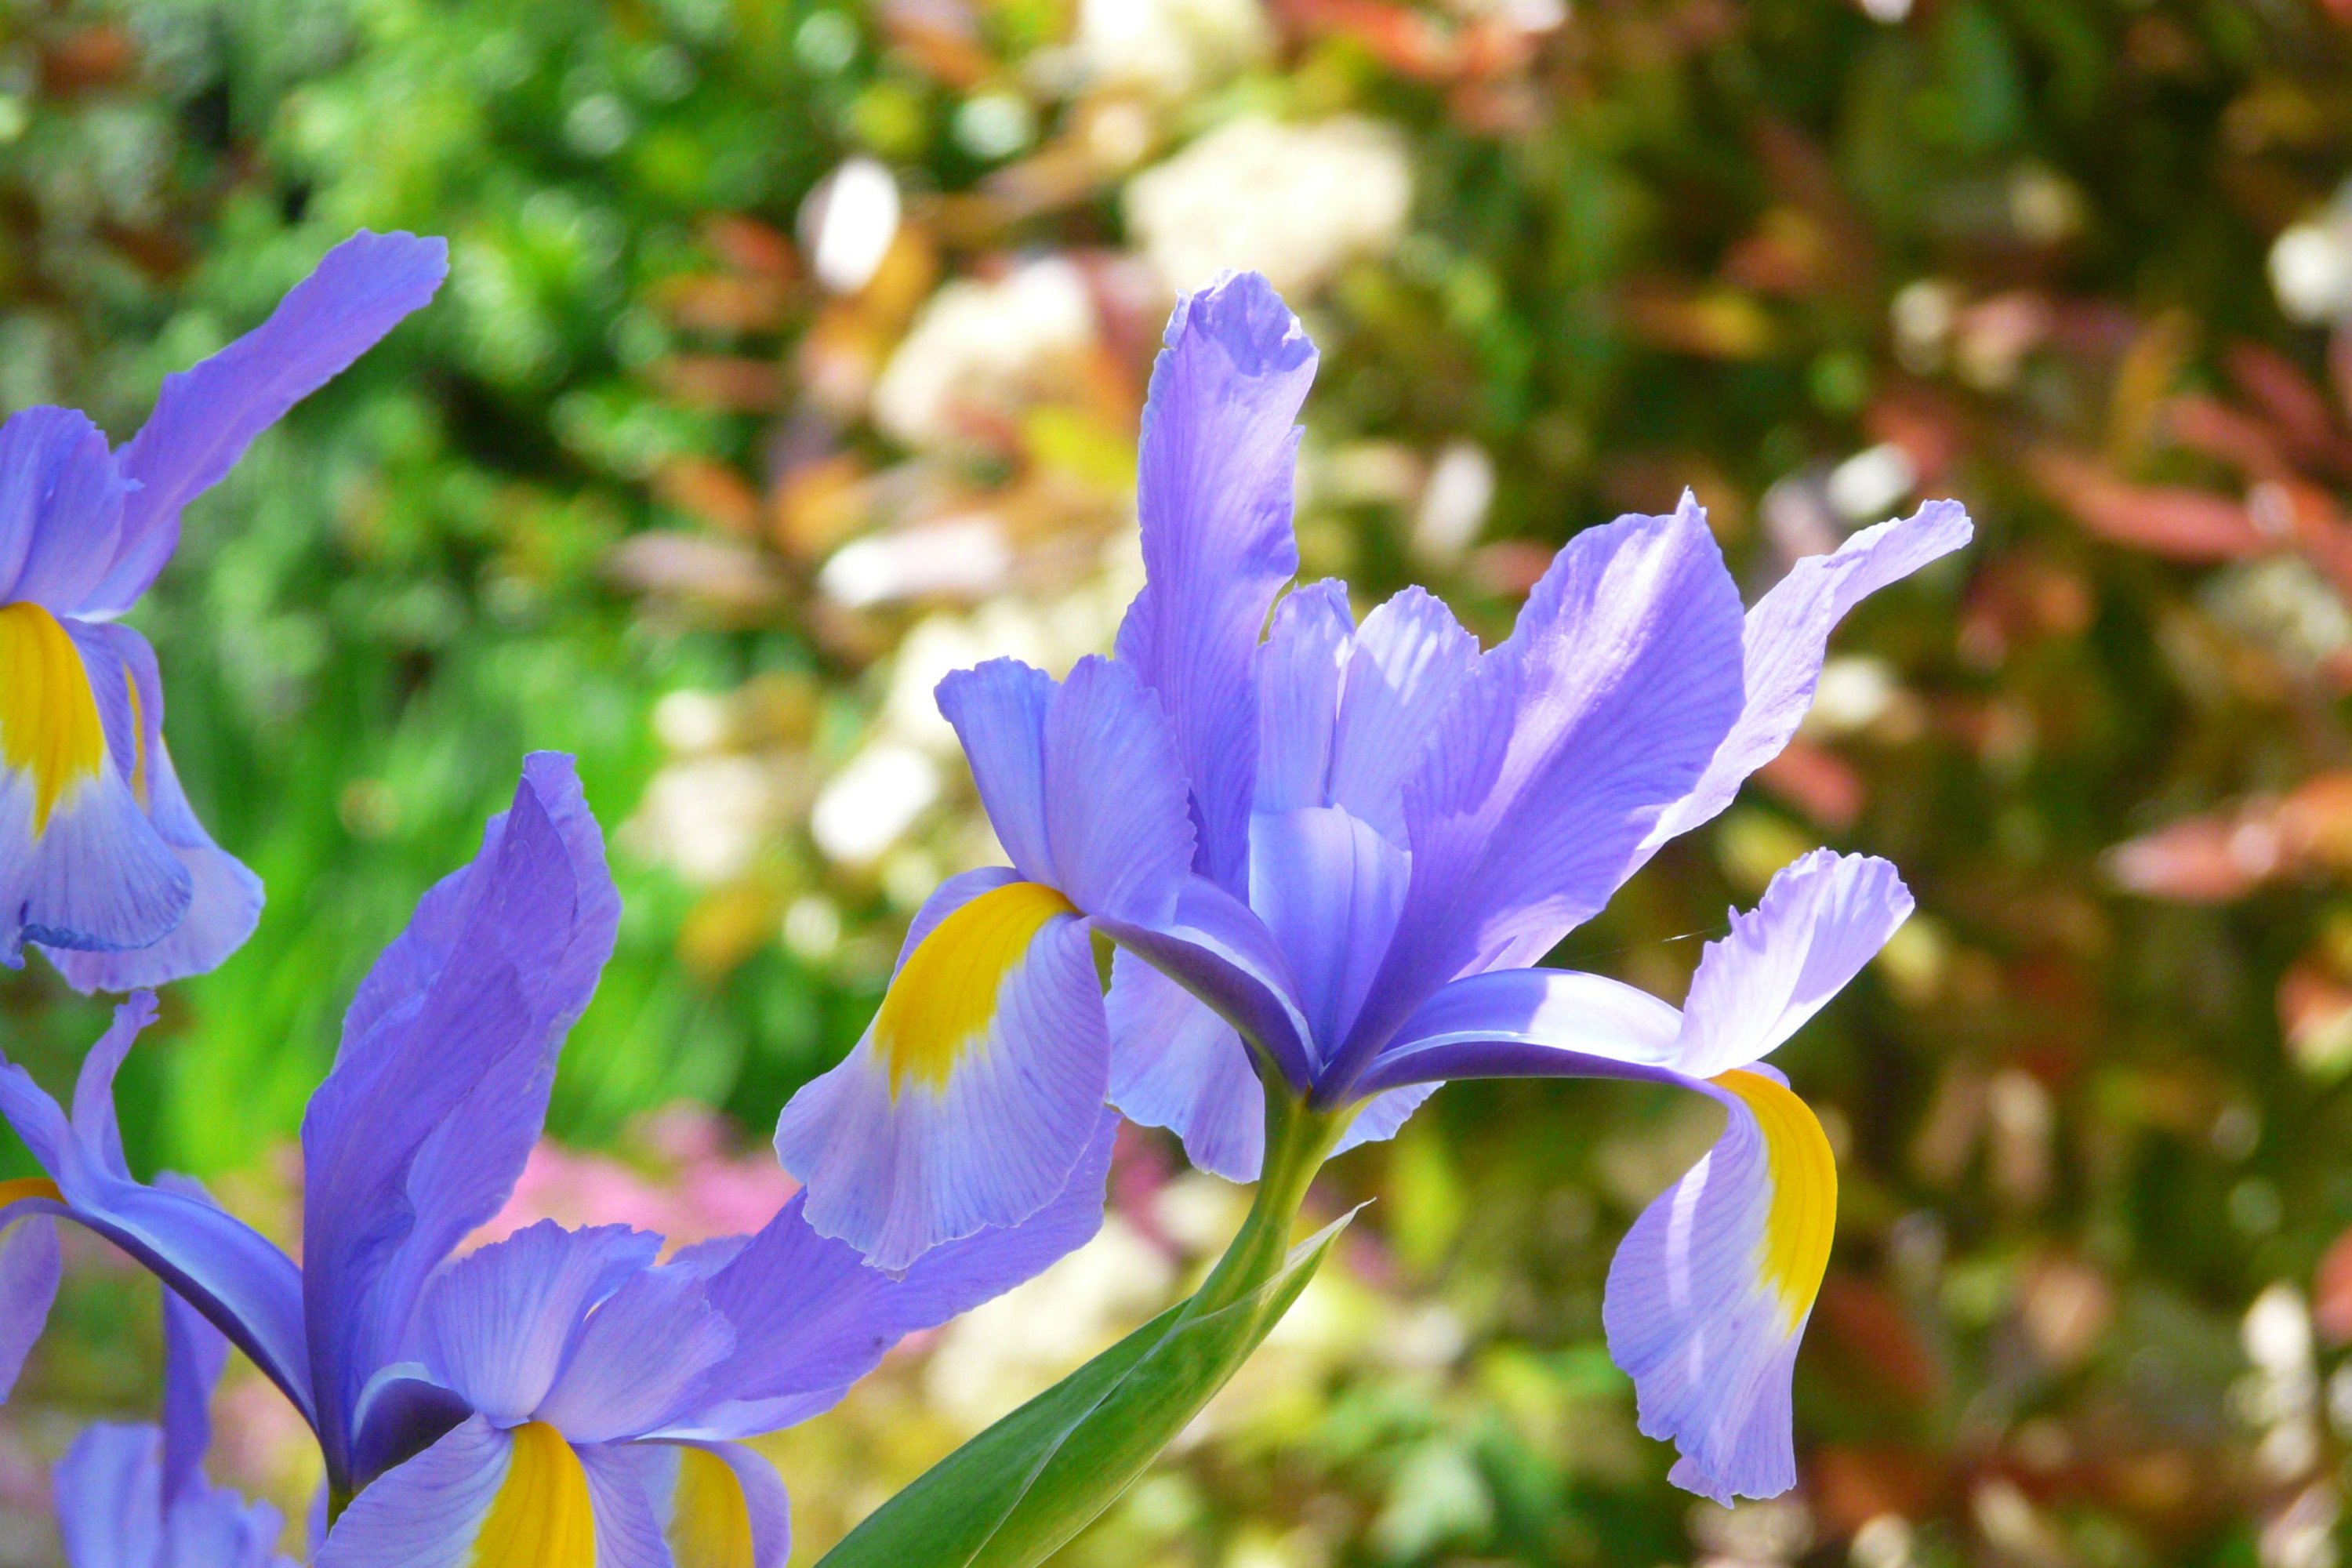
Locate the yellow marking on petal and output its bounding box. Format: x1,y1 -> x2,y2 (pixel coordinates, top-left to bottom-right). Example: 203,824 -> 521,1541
1712,1069 -> 1837,1334
469,1421 -> 597,1568
666,1447 -> 754,1568
123,669 -> 147,808
875,880 -> 1076,1096
0,603 -> 105,833
0,1177 -> 61,1208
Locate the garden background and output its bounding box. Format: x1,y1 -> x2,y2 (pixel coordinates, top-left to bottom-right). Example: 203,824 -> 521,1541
7,0 -> 2352,1564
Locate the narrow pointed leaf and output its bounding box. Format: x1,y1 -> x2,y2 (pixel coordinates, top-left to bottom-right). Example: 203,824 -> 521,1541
815,1213 -> 1352,1568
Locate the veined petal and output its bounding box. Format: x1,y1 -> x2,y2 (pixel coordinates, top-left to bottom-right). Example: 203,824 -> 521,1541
677,1112 -> 1112,1437
775,891 -> 1106,1271
575,1443 -> 677,1568
0,1215 -> 58,1403
535,1265 -> 735,1443
0,996 -> 312,1420
936,656 -> 1196,924
1331,498 -> 1745,1094
935,659 -> 1058,885
1642,500 -> 1972,858
84,230 -> 450,619
415,1221 -> 661,1427
1352,967 -> 1685,1094
1248,804 -> 1409,1058
318,1417 -> 590,1568
1250,580 -> 1352,817
0,604 -> 190,963
302,754 -> 619,1486
1326,586 -> 1479,842
0,408 -> 129,609
1097,874 -> 1315,1091
1106,955 -> 1266,1182
1602,1069 -> 1836,1504
1117,270 -> 1317,895
42,623 -> 263,992
1674,850 -> 1912,1080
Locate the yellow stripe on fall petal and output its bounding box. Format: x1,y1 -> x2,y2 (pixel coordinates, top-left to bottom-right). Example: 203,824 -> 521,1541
123,667 -> 147,808
875,880 -> 1077,1095
0,1177 -> 62,1208
469,1422 -> 597,1568
1712,1069 -> 1837,1334
0,603 -> 106,833
667,1447 -> 754,1568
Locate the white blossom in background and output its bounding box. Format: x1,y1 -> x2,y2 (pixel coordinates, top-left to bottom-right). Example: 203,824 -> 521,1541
1412,439 -> 1495,566
621,753 -> 799,885
871,258 -> 1098,448
1827,443 -> 1918,524
809,741 -> 942,867
800,155 -> 902,294
818,515 -> 1015,608
2272,182 -> 2352,328
1127,115 -> 1413,296
1076,0 -> 1271,99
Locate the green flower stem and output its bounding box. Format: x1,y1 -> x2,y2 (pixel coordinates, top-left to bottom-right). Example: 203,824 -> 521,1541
1184,1085 -> 1352,1321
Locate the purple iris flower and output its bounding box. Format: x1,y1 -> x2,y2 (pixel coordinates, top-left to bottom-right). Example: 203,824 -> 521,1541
774,271 -> 1971,1500
0,230 -> 447,990
1,755 -> 1109,1563
48,1287 -> 294,1568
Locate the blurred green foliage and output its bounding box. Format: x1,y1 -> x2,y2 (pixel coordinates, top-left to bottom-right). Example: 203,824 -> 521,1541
13,0 -> 2352,1565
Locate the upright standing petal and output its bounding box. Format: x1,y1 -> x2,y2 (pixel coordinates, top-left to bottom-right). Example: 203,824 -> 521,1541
0,408 -> 129,608
1640,500 -> 1972,858
1116,270 -> 1316,895
301,755 -> 618,1486
39,622 -> 264,991
414,1221 -> 662,1428
1323,586 -> 1480,842
82,231 -> 450,618
1328,500 -> 1746,1094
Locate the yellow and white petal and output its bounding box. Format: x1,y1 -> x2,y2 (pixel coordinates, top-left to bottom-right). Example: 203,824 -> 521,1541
317,1417 -> 596,1568
774,874 -> 1105,1272
0,603 -> 188,964
41,621 -> 262,991
631,1439 -> 790,1568
1600,1067 -> 1835,1504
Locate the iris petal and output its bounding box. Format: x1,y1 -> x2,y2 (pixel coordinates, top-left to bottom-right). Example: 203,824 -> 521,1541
1641,499 -> 1972,859
1331,499 -> 1746,1094
775,879 -> 1105,1271
1602,1069 -> 1836,1503
85,231 -> 450,619
1117,270 -> 1316,896
0,606 -> 190,963
41,623 -> 263,993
